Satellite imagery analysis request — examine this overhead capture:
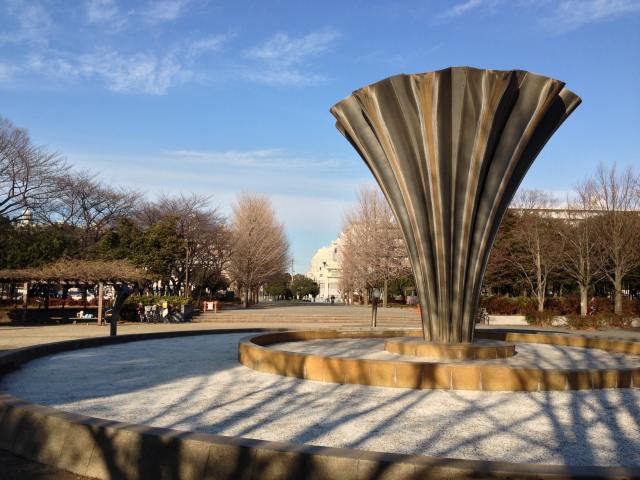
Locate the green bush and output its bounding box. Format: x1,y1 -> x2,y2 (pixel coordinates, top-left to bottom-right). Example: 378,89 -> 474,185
126,295 -> 193,307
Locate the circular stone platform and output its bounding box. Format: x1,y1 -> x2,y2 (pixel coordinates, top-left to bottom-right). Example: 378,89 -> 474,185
2,332 -> 640,470
239,330 -> 640,391
383,337 -> 517,359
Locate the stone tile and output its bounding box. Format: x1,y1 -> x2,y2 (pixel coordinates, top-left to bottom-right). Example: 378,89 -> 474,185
368,361 -> 395,387
356,458 -> 416,480
507,368 -> 541,391
249,447 -> 305,479
479,366 -> 516,391
303,356 -> 326,382
451,365 -> 481,390
203,442 -> 252,480
56,422 -> 97,476
306,453 -> 358,480
394,362 -> 423,389
567,371 -> 593,390
323,357 -> 345,383
421,365 -> 451,390
589,370 -> 618,389
616,369 -> 633,388
178,436 -> 214,480
283,354 -> 305,378
342,358 -> 369,385
540,371 -> 568,391
84,426 -> 138,480
0,404 -> 23,450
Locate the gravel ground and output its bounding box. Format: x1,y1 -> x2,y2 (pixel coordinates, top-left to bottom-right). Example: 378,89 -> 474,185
1,334 -> 639,467
273,338 -> 640,368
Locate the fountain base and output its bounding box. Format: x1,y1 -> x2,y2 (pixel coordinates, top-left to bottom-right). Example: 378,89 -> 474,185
384,337 -> 517,360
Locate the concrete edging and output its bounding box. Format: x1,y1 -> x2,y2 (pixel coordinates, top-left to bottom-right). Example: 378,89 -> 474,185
0,328 -> 638,479
239,330 -> 640,391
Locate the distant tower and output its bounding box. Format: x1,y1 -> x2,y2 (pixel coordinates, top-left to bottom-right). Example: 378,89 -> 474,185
19,208 -> 33,227
307,237 -> 343,301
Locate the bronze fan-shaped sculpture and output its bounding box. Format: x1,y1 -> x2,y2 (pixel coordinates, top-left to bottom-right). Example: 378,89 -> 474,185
331,67 -> 580,344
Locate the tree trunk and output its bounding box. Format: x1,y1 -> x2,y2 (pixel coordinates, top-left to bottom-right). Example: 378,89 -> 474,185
614,275 -> 623,315
383,278 -> 388,308
537,280 -> 545,312
537,293 -> 544,312
243,287 -> 249,309
580,284 -> 588,317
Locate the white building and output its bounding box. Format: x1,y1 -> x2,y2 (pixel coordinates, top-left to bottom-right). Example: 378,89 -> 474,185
307,237 -> 343,302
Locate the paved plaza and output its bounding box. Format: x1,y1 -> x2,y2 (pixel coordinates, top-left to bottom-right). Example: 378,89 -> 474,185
2,319 -> 640,467
1,304 -> 640,476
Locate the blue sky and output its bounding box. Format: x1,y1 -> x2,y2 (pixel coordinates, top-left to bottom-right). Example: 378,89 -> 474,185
1,0 -> 639,273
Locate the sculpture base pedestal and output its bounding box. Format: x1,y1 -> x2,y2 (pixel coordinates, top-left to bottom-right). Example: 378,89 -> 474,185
384,337 -> 517,360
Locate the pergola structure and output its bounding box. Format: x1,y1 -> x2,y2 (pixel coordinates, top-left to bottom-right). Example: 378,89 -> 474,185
0,259 -> 148,324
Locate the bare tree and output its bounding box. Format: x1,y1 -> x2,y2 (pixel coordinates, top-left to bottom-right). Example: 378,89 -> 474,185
590,163 -> 640,315
227,193 -> 289,308
558,182 -> 603,316
483,211 -> 525,296
134,193 -> 229,297
0,117 -> 66,221
340,187 -> 410,307
508,190 -> 562,312
40,172 -> 138,248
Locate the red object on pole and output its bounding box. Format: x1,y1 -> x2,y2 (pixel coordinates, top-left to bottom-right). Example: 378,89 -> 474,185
416,303 -> 421,317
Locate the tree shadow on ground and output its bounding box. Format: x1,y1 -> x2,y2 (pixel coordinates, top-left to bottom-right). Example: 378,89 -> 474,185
1,332 -> 640,479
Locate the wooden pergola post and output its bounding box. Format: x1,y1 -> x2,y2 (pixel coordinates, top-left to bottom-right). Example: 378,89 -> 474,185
97,281 -> 104,326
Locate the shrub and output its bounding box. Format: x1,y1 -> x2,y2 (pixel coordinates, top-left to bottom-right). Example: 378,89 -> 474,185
126,295 -> 193,307
525,312 -> 635,330
481,296 -> 537,315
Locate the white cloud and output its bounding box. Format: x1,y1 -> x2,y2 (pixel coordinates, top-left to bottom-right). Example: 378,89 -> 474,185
247,29 -> 339,66
83,50 -> 191,94
245,28 -> 339,86
143,0 -> 190,23
438,0 -> 491,18
86,0 -> 119,23
548,0 -> 640,30
184,33 -> 234,60
164,149 -> 342,169
437,0 -> 640,30
244,68 -> 327,87
84,0 -> 190,27
0,0 -> 53,46
0,63 -> 16,82
27,49 -> 193,95
21,28 -> 233,95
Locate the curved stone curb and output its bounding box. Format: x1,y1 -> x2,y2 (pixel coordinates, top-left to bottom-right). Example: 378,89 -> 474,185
239,330 -> 640,391
0,328 -> 639,479
383,337 -> 517,359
